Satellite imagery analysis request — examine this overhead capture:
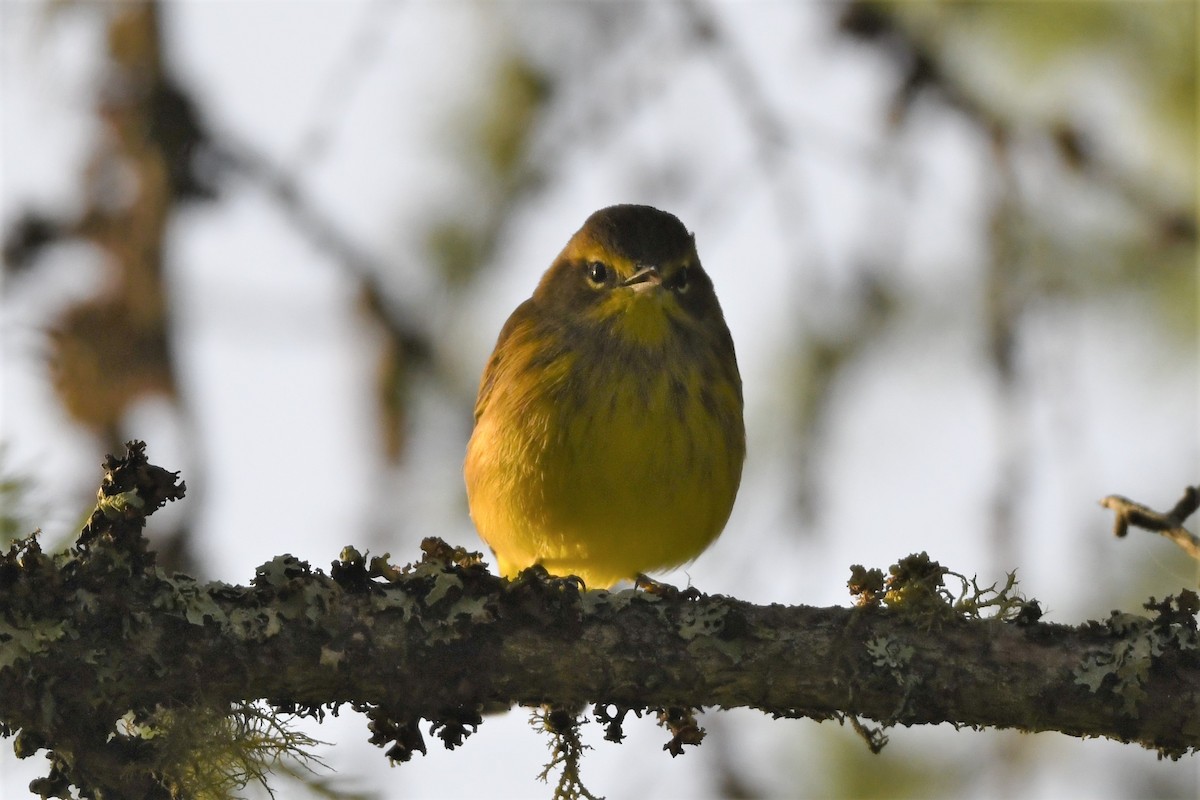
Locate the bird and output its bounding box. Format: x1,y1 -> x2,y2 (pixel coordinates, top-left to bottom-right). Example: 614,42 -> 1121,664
464,204 -> 745,589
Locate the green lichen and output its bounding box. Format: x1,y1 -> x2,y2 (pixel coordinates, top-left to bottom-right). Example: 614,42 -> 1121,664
533,706 -> 601,800
1074,592 -> 1200,717
96,488 -> 145,519
579,587 -> 657,615
117,702 -> 331,800
848,554 -> 1031,623
1075,613 -> 1160,715
422,567 -> 464,607
677,604 -> 729,640
678,603 -> 743,661
0,618 -> 68,669
158,576 -> 230,627
866,635 -> 915,683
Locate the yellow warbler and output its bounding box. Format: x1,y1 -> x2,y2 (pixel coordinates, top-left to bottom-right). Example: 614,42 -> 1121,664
465,204 -> 744,588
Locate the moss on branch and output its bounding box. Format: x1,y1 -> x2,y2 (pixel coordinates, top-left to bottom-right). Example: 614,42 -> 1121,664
1,443 -> 1197,798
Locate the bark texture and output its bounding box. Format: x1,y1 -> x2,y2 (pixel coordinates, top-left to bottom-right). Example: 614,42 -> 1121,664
2,443 -> 1197,798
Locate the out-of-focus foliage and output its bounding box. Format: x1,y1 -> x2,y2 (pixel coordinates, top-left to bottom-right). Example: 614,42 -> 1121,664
881,1 -> 1196,314
425,55 -> 550,288
896,2 -> 1195,177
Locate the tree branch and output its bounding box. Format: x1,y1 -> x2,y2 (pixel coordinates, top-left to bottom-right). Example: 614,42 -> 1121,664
2,444 -> 1198,797
1101,486 -> 1200,560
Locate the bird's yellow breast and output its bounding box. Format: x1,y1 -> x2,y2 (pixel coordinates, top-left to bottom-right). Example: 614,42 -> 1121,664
464,316 -> 744,588
465,204 -> 744,589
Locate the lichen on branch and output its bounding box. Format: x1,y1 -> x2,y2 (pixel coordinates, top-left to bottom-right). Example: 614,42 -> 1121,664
1,443 -> 1198,800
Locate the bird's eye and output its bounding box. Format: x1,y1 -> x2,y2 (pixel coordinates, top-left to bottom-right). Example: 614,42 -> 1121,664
586,261 -> 609,286
666,265 -> 691,293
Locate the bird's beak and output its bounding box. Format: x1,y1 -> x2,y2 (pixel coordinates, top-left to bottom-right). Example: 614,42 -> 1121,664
621,266 -> 662,292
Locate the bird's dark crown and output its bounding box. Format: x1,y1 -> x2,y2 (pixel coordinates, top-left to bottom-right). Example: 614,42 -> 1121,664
575,204 -> 695,267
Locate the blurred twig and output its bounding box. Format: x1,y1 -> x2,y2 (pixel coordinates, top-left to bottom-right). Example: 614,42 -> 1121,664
289,0 -> 403,169
837,1 -> 1196,252
1102,487 -> 1200,561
